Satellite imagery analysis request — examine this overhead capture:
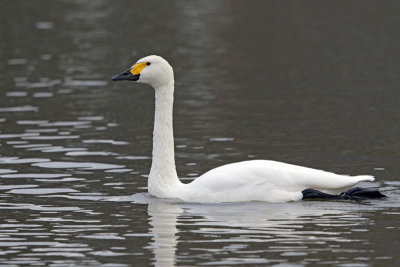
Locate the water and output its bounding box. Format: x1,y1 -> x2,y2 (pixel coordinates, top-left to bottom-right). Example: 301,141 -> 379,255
1,0 -> 400,266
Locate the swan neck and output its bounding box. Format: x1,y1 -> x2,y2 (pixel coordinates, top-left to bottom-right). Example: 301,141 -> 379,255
148,81 -> 181,197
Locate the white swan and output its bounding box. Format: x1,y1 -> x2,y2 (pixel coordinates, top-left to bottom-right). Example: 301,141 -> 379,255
112,55 -> 385,203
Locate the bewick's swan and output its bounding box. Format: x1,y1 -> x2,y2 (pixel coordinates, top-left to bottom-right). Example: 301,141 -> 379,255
112,55 -> 386,203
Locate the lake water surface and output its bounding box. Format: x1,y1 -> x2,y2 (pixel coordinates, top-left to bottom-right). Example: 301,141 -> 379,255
0,0 -> 399,266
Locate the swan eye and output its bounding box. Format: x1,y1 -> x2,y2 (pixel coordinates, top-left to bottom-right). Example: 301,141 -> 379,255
146,62 -> 151,66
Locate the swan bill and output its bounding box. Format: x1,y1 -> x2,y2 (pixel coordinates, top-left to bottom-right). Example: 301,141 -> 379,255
111,69 -> 140,81
112,62 -> 148,81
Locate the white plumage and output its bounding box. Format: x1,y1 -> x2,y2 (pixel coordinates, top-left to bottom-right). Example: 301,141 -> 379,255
183,160 -> 374,202
112,55 -> 376,203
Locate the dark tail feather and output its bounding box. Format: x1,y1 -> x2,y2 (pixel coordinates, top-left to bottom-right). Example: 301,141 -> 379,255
302,187 -> 387,201
340,187 -> 387,200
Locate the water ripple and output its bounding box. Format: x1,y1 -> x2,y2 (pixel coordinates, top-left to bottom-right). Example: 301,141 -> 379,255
7,188 -> 78,195
64,80 -> 107,87
0,185 -> 38,190
0,157 -> 50,164
83,139 -> 129,145
0,173 -> 71,179
32,161 -> 125,170
0,106 -> 38,112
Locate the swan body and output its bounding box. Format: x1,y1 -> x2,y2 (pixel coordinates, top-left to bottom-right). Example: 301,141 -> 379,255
183,160 -> 374,202
112,55 -> 378,203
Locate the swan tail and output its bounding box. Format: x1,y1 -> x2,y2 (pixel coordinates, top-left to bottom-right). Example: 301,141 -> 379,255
302,187 -> 387,201
342,187 -> 387,199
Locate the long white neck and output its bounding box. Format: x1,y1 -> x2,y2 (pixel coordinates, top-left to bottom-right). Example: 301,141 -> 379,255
148,81 -> 183,198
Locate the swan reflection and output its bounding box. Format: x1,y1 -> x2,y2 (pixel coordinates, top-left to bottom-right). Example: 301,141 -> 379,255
145,197 -> 363,266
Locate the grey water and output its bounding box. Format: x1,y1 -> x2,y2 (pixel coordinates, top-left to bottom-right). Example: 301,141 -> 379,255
0,0 -> 400,266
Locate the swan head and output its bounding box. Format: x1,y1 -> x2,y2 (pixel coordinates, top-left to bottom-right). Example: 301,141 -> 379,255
111,55 -> 173,88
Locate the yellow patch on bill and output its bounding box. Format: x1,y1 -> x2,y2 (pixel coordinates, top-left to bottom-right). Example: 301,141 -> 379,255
130,62 -> 147,75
